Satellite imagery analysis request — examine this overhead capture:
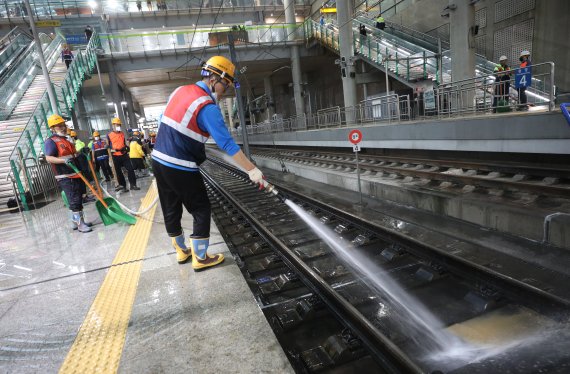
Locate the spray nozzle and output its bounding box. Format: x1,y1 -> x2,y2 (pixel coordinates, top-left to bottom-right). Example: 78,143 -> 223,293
262,182 -> 286,203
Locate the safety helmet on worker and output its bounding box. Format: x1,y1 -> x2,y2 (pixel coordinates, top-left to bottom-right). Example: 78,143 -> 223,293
70,130 -> 77,137
201,56 -> 235,85
111,117 -> 122,125
499,55 -> 508,62
520,50 -> 530,57
47,114 -> 66,128
93,131 -> 100,137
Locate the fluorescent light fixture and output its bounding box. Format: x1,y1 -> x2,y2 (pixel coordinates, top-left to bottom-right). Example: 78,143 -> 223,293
88,0 -> 97,9
27,66 -> 35,75
13,265 -> 32,272
396,48 -> 410,56
121,101 -> 127,105
7,92 -> 17,105
382,41 -> 393,48
107,102 -> 115,106
18,78 -> 27,89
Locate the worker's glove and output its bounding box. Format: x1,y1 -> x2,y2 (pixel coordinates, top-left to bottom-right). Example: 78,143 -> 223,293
247,167 -> 265,187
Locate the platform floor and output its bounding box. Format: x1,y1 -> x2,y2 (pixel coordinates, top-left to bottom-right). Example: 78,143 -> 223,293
0,176 -> 292,373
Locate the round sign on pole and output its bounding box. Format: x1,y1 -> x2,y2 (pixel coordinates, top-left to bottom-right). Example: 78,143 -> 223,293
348,129 -> 362,145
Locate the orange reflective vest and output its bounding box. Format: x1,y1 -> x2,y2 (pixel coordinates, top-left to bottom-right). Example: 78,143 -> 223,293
108,131 -> 127,156
50,135 -> 80,179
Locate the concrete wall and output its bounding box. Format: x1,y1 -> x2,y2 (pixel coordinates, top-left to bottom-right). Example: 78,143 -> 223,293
245,111 -> 570,155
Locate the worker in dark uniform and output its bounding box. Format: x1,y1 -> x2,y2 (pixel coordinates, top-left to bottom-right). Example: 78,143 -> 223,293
152,55 -> 265,270
44,114 -> 93,233
107,117 -> 139,192
84,25 -> 93,42
61,44 -> 74,69
92,131 -> 114,182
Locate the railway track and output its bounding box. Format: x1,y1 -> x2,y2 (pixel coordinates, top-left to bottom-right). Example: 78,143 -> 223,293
201,157 -> 570,373
250,147 -> 570,198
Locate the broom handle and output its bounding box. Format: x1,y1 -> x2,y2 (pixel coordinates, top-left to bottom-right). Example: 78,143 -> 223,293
68,162 -> 109,209
87,154 -> 103,197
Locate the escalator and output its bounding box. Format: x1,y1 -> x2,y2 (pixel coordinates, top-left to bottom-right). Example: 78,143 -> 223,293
0,27 -> 33,79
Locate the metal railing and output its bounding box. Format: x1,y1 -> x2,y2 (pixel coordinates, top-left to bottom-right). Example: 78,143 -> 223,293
100,23 -> 304,55
241,62 -> 555,136
0,0 -> 309,19
305,19 -> 440,84
7,32 -> 101,211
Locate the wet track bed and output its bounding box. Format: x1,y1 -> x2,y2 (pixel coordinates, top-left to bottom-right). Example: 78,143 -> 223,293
201,159 -> 570,373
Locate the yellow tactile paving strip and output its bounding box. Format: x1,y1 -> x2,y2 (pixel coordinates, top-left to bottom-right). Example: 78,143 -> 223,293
59,187 -> 158,374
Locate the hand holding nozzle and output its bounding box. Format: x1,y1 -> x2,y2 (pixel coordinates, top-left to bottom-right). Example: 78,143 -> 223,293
247,167 -> 285,202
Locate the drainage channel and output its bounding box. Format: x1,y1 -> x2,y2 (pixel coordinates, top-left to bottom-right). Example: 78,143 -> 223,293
201,159 -> 570,374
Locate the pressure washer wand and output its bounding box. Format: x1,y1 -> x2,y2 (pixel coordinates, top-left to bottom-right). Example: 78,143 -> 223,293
260,181 -> 286,203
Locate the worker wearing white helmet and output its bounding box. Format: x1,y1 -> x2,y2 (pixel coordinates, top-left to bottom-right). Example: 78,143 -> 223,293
493,55 -> 511,112
518,50 -> 532,110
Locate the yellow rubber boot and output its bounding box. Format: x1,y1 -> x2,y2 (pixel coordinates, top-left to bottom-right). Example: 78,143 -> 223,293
172,233 -> 191,264
190,237 -> 224,271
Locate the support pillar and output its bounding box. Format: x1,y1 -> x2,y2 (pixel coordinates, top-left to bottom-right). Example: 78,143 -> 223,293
107,62 -> 128,128
449,0 -> 476,108
263,76 -> 274,121
74,89 -> 90,132
284,0 -> 305,118
337,0 -> 358,113
124,89 -> 138,129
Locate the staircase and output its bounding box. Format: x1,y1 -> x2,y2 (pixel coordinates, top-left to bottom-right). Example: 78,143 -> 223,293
0,118 -> 28,209
0,61 -> 67,210
306,19 -> 440,88
0,33 -> 100,213
9,61 -> 67,119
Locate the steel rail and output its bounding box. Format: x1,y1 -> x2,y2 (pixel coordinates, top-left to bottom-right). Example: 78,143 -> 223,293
201,165 -> 424,374
253,151 -> 570,198
252,146 -> 570,179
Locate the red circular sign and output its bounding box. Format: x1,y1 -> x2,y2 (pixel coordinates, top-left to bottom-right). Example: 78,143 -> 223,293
348,129 -> 363,145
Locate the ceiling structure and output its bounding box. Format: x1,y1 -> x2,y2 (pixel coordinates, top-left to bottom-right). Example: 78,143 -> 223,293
112,54 -> 335,107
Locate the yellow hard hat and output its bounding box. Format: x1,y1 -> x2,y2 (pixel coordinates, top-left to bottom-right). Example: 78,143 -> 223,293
111,117 -> 122,125
93,131 -> 100,137
70,130 -> 77,137
47,114 -> 66,128
202,56 -> 235,84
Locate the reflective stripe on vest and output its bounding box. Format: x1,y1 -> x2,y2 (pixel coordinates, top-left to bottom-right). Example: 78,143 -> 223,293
161,85 -> 212,143
93,140 -> 109,159
50,136 -> 80,179
152,84 -> 213,169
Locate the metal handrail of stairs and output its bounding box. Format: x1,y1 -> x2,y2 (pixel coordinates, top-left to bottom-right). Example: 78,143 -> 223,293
5,32 -> 101,212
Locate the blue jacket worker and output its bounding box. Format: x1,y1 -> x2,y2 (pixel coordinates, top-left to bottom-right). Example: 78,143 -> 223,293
151,55 -> 265,270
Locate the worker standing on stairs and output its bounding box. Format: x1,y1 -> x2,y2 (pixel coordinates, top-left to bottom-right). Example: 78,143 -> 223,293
92,131 -> 114,182
151,55 -> 265,270
375,14 -> 385,30
44,114 -> 93,233
61,44 -> 74,69
107,117 -> 140,192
